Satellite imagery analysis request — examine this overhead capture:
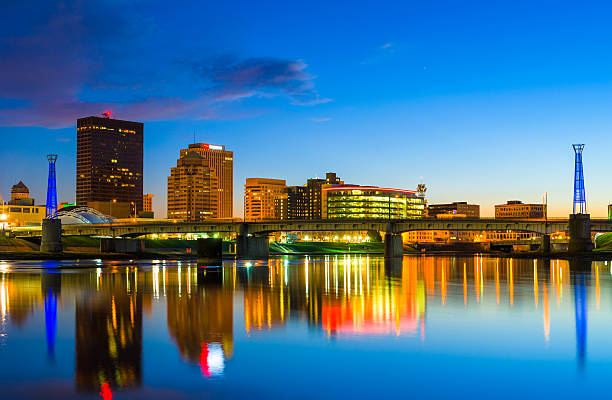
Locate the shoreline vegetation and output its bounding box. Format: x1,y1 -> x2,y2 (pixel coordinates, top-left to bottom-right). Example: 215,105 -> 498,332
0,235 -> 612,261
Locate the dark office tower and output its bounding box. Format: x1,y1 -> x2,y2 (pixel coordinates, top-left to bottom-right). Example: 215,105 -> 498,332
76,114 -> 144,212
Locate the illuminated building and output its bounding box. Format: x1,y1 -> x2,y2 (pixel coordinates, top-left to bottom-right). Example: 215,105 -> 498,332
0,204 -> 45,226
76,115 -> 143,213
180,143 -> 233,218
244,178 -> 286,221
428,202 -> 480,218
495,200 -> 546,219
167,151 -> 217,221
284,172 -> 343,220
323,185 -> 426,219
608,204 -> 612,219
9,181 -> 34,206
286,185 -> 309,219
1,182 -> 45,226
141,194 -> 154,218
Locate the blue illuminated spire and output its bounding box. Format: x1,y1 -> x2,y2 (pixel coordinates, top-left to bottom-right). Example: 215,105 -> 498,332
46,154 -> 58,218
572,144 -> 586,214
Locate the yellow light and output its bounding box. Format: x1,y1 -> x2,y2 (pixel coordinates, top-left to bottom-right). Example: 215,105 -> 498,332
0,214 -> 6,221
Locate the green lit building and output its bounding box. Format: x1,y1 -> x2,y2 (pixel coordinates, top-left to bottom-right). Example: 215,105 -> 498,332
322,185 -> 426,219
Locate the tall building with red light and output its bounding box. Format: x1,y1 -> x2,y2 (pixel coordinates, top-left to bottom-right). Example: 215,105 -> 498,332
179,143 -> 233,218
76,115 -> 144,212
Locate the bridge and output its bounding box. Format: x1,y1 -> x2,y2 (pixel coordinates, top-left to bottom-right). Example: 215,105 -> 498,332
15,217 -> 612,258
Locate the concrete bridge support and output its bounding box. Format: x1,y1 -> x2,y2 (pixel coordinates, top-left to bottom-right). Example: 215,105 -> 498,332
196,238 -> 222,265
236,224 -> 269,259
40,219 -> 63,253
540,234 -> 551,253
100,238 -> 144,253
384,233 -> 404,258
568,214 -> 593,253
236,235 -> 269,259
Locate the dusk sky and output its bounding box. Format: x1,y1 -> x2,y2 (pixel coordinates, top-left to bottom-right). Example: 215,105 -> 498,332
3,0 -> 612,217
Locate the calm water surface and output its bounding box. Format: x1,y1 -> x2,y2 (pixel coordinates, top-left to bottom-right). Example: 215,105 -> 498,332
0,255 -> 610,399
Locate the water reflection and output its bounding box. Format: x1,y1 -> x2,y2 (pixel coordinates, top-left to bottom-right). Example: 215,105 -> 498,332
75,267 -> 144,392
0,255 -> 609,397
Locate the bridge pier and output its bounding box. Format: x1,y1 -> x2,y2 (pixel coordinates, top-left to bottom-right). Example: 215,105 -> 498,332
568,214 -> 593,253
236,224 -> 269,259
100,238 -> 144,253
196,238 -> 222,265
384,232 -> 403,258
40,219 -> 63,253
540,234 -> 551,253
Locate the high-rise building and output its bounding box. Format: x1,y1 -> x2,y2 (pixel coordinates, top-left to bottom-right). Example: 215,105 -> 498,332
495,200 -> 546,219
244,178 -> 286,221
76,115 -> 143,212
167,151 -> 218,221
286,185 -> 309,219
180,143 -> 233,218
285,172 -> 343,220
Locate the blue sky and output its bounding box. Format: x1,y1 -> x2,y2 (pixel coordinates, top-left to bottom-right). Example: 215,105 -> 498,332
2,0 -> 612,217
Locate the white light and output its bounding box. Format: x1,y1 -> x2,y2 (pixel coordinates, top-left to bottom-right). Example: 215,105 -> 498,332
209,145 -> 223,150
206,343 -> 225,376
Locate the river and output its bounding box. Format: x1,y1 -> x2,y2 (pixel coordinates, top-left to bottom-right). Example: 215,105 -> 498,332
0,255 -> 608,399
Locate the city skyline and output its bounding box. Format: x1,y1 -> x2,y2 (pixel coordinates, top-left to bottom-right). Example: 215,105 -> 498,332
5,1 -> 612,218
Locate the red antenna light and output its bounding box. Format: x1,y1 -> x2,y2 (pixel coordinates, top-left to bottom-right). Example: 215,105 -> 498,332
102,110 -> 112,118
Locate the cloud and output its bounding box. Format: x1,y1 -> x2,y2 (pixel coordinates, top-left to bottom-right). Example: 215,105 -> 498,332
361,41 -> 397,65
0,1 -> 329,128
309,117 -> 331,122
191,56 -> 330,106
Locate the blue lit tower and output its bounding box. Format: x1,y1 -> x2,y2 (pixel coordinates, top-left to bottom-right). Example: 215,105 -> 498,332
46,154 -> 58,218
572,144 -> 586,214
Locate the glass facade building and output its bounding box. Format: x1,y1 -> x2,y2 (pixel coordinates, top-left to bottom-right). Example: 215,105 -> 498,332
323,186 -> 426,219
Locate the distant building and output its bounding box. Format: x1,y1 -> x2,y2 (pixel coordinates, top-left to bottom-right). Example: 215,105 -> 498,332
323,185 -> 426,219
495,200 -> 546,219
140,194 -> 154,218
428,202 -> 480,218
285,172 -> 344,220
180,143 -> 233,218
76,115 -> 144,212
1,181 -> 45,226
9,181 -> 34,206
286,185 -> 309,219
608,204 -> 612,219
0,203 -> 45,226
167,151 -> 217,221
244,178 -> 286,221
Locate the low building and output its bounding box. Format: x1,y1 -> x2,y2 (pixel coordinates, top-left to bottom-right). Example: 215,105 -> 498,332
141,194 -> 154,218
0,203 -> 45,226
495,200 -> 546,219
323,185 -> 426,219
1,181 -> 45,226
88,200 -> 133,219
244,178 -> 287,221
428,202 -> 480,218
